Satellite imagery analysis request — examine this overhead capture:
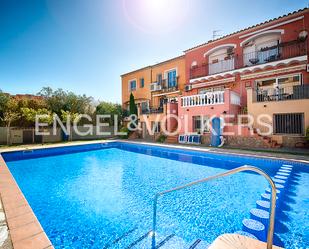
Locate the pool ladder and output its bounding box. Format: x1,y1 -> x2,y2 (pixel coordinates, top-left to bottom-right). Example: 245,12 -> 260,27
151,165 -> 277,249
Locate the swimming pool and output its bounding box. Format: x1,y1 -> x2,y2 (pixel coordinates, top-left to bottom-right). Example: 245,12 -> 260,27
2,142 -> 309,248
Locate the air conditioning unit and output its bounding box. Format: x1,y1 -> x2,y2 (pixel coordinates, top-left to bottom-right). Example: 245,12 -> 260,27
185,85 -> 192,92
150,83 -> 162,91
307,64 -> 309,72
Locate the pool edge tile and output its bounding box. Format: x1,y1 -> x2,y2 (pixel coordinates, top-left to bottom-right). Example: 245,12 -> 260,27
0,155 -> 54,248
12,232 -> 52,249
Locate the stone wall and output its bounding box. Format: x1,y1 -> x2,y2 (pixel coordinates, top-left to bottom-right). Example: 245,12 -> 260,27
201,134 -> 309,149
224,136 -> 271,149
282,136 -> 308,148
201,134 -> 271,148
201,134 -> 211,146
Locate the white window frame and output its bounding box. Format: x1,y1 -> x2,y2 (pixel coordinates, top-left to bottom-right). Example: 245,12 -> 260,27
128,78 -> 137,92
255,73 -> 302,89
193,115 -> 210,133
163,67 -> 178,80
164,67 -> 178,89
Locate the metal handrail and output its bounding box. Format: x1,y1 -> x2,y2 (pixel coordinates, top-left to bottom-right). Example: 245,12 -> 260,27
151,165 -> 277,249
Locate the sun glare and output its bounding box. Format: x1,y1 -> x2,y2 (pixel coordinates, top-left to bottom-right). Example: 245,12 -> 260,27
122,0 -> 191,35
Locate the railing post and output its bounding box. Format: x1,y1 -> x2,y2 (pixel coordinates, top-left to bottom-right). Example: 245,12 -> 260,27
151,166 -> 276,249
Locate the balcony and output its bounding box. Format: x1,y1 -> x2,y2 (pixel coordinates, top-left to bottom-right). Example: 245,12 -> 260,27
190,58 -> 236,79
253,84 -> 309,102
242,40 -> 307,67
181,91 -> 225,107
161,86 -> 179,93
150,77 -> 179,92
190,40 -> 307,80
209,57 -> 235,75
141,106 -> 164,114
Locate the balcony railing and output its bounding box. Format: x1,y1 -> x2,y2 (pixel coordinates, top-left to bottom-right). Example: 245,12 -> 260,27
190,57 -> 236,79
209,57 -> 235,75
253,84 -> 309,102
150,77 -> 179,92
181,91 -> 225,107
141,106 -> 164,114
242,40 -> 307,67
190,40 -> 307,79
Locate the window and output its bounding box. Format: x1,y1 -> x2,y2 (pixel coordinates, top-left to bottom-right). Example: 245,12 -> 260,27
157,74 -> 163,85
140,78 -> 145,88
278,75 -> 301,86
256,78 -> 276,95
256,74 -> 301,96
208,47 -> 235,74
141,101 -> 149,112
152,122 -> 161,133
193,116 -> 210,133
274,113 -> 304,135
167,69 -> 177,88
199,87 -> 224,94
243,34 -> 281,66
129,80 -> 137,91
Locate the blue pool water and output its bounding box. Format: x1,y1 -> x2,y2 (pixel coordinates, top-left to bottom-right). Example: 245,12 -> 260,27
2,142 -> 309,249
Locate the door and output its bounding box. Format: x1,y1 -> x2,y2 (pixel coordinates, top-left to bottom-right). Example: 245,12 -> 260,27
23,130 -> 33,144
34,134 -> 43,143
159,98 -> 165,108
167,70 -> 177,88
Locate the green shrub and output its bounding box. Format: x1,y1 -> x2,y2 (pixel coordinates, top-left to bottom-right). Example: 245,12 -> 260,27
306,127 -> 309,141
118,127 -> 130,139
156,134 -> 167,143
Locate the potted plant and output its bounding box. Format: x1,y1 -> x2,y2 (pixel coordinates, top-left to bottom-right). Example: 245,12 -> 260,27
156,134 -> 167,143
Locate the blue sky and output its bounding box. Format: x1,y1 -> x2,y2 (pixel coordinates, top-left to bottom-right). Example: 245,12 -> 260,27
0,0 -> 307,103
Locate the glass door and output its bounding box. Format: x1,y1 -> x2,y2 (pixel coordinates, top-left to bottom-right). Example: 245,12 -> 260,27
167,70 -> 177,88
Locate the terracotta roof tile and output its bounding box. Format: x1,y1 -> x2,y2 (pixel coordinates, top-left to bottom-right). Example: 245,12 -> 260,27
184,7 -> 308,52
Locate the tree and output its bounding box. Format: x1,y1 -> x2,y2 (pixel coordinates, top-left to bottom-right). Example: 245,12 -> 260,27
96,101 -> 124,126
38,87 -> 93,116
128,93 -> 138,130
129,93 -> 138,116
1,98 -> 20,145
0,90 -> 10,120
20,107 -> 53,125
61,110 -> 81,141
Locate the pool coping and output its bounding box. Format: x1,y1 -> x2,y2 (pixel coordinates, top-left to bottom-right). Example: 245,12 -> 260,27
0,139 -> 308,164
120,140 -> 309,164
0,155 -> 53,249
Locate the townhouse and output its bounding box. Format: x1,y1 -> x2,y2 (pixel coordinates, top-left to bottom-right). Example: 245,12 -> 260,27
121,55 -> 186,139
122,8 -> 309,147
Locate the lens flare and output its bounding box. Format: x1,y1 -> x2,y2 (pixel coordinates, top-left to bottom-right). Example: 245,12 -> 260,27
122,0 -> 191,35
